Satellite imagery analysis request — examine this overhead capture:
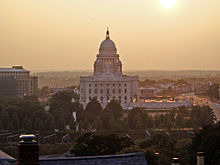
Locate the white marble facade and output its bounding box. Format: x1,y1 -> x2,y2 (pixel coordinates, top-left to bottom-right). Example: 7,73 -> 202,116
80,30 -> 139,108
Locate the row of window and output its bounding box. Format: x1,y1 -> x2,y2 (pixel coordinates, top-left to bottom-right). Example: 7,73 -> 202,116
89,83 -> 127,87
88,96 -> 129,104
89,88 -> 127,94
89,96 -> 128,100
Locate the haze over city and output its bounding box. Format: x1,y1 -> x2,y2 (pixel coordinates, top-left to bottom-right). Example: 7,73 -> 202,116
1,0 -> 220,71
1,1 -> 220,164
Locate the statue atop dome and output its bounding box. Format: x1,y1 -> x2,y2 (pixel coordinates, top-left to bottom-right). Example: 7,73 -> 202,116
106,27 -> 110,39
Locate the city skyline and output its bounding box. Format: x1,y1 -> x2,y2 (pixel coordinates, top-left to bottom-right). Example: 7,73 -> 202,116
1,0 -> 220,71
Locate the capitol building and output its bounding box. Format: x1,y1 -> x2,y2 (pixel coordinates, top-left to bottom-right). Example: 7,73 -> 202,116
80,29 -> 139,108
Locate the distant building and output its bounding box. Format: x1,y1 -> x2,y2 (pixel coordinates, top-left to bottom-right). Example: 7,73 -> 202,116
0,66 -> 38,97
80,29 -> 139,108
139,87 -> 162,98
51,86 -> 67,94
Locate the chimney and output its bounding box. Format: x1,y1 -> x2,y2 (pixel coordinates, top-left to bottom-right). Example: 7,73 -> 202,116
17,134 -> 39,165
155,152 -> 160,164
172,158 -> 180,165
197,152 -> 204,165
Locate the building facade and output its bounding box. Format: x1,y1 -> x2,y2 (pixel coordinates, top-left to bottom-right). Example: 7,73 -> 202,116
0,66 -> 38,97
80,30 -> 139,108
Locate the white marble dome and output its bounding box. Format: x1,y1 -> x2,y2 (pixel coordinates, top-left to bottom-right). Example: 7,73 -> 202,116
99,38 -> 117,51
99,29 -> 117,52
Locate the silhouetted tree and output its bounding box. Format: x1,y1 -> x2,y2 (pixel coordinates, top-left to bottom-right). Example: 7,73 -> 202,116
85,98 -> 103,115
192,123 -> 220,164
71,133 -> 133,156
104,100 -> 123,119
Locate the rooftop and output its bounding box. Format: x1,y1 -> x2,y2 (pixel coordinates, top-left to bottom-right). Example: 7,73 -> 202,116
0,66 -> 29,72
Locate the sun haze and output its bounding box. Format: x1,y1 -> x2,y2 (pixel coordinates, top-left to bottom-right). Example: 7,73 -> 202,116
160,0 -> 177,8
0,0 -> 220,71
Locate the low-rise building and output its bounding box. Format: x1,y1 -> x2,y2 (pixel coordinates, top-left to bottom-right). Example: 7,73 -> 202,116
139,86 -> 162,98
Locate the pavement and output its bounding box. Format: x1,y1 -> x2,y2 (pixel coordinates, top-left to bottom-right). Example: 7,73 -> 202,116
209,102 -> 220,122
188,95 -> 220,122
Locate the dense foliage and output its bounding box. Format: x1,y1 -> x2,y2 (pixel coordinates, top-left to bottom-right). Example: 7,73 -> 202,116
0,91 -> 80,132
0,96 -> 55,131
0,92 -> 219,164
49,91 -> 82,130
192,122 -> 220,164
70,132 -> 133,156
0,92 -> 216,133
206,83 -> 219,100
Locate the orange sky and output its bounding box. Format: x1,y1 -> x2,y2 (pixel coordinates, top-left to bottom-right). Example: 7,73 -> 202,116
0,0 -> 220,71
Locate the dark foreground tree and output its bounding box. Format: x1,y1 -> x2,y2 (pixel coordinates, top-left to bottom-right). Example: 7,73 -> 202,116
70,133 -> 133,156
104,100 -> 123,119
49,91 -> 83,129
85,98 -> 103,115
192,122 -> 220,164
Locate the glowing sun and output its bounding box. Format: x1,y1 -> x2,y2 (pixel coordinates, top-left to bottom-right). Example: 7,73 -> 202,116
160,0 -> 177,8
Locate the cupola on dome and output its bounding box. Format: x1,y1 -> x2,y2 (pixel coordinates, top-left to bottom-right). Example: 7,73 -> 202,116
99,29 -> 117,52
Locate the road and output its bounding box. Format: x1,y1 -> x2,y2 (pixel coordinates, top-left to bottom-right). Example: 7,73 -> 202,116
186,95 -> 220,122
209,102 -> 220,122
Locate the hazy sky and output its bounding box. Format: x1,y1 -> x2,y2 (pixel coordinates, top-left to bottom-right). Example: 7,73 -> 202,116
0,0 -> 220,71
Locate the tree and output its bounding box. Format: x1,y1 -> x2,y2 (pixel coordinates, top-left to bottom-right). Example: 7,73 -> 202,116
104,100 -> 123,119
192,123 -> 220,164
175,114 -> 184,127
79,118 -> 90,131
57,115 -> 66,131
48,116 -> 55,131
85,98 -> 103,115
40,86 -> 50,98
70,133 -> 133,156
11,114 -> 19,130
49,91 -> 83,127
1,111 -> 9,130
174,138 -> 193,164
140,134 -> 175,165
23,117 -> 32,131
101,112 -> 119,130
69,116 -> 76,131
128,108 -> 138,129
206,83 -> 219,100
190,106 -> 216,127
